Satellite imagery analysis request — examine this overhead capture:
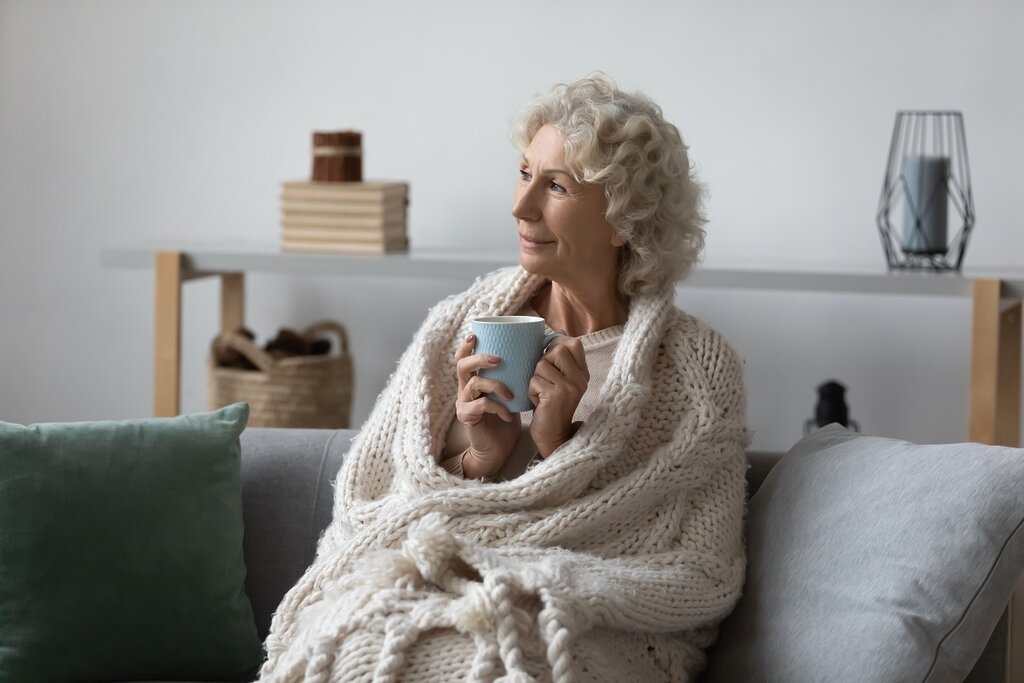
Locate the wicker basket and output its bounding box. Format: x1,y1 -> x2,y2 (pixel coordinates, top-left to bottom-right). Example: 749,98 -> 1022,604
207,320 -> 353,429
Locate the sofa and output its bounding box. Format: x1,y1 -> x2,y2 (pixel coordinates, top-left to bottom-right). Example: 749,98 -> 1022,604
236,426 -> 1020,683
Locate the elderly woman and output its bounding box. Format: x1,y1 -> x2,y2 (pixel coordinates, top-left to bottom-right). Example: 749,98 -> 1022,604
259,73 -> 749,683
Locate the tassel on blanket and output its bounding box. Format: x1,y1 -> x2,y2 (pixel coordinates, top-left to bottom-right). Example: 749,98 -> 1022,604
296,512 -> 576,683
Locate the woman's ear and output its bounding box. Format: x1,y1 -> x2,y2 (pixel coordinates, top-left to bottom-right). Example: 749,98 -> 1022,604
610,232 -> 626,247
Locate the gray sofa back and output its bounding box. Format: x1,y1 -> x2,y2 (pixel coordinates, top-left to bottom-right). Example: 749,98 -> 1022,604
239,428 -> 351,640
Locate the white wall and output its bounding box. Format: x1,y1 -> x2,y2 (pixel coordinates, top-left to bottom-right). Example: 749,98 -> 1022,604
1,0 -> 1021,451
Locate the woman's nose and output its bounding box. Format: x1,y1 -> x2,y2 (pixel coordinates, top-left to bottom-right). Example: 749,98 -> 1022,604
512,182 -> 540,222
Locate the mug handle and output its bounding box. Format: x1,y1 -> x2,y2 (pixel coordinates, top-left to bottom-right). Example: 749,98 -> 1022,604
542,331 -> 564,351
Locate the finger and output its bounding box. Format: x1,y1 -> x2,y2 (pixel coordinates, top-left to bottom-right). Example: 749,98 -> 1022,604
454,333 -> 477,361
461,376 -> 515,402
547,335 -> 583,353
456,352 -> 502,388
558,338 -> 588,375
542,352 -> 589,386
459,396 -> 515,423
528,374 -> 556,407
534,356 -> 589,390
533,360 -> 586,397
543,338 -> 589,379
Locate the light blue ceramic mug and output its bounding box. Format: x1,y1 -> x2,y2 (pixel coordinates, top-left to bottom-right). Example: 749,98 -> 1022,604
471,316 -> 562,413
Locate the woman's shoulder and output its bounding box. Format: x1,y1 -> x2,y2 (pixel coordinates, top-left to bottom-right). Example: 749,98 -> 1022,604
653,307 -> 747,431
665,306 -> 727,342
664,306 -> 745,378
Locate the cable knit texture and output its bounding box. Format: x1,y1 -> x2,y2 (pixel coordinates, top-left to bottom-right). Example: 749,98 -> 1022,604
258,265 -> 750,683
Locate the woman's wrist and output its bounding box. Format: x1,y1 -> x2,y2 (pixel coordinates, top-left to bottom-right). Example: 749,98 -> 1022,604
535,439 -> 564,459
461,447 -> 502,480
535,421 -> 584,459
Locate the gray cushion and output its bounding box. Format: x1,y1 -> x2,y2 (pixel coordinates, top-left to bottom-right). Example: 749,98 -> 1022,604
239,428 -> 354,641
703,424 -> 1024,683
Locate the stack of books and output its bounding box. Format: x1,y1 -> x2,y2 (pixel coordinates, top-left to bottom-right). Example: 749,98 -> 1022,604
280,181 -> 409,254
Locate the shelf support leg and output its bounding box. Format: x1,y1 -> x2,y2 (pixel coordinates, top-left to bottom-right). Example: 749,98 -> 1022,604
220,273 -> 245,333
1008,572 -> 1024,683
969,279 -> 1021,447
154,251 -> 183,417
968,280 -> 1024,683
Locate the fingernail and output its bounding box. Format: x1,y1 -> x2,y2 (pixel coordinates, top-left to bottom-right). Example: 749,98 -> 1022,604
488,356 -> 500,365
466,334 -> 475,342
505,390 -> 514,399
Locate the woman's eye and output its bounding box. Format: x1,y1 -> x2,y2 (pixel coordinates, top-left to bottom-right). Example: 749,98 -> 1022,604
550,181 -> 566,194
519,169 -> 531,181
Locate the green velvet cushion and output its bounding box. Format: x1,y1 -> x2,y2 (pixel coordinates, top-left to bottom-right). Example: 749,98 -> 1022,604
0,403 -> 263,683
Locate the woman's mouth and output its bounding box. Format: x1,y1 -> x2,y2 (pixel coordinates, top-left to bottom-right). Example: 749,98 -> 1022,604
520,235 -> 554,248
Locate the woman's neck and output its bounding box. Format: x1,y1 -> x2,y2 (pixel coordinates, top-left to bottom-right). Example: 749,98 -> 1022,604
531,280 -> 629,337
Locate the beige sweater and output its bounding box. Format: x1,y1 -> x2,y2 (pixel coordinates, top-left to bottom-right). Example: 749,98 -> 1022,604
439,302 -> 624,481
259,265 -> 749,682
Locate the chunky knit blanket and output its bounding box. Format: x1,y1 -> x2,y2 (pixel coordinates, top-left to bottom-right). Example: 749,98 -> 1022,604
258,265 -> 749,683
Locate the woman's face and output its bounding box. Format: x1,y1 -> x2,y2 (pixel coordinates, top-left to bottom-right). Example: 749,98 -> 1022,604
513,124 -> 624,286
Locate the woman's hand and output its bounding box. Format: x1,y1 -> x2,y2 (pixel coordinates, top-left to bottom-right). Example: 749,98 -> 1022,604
454,334 -> 522,478
528,337 -> 589,458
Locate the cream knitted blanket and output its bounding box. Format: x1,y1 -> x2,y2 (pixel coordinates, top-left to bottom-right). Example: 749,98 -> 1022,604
258,265 -> 750,683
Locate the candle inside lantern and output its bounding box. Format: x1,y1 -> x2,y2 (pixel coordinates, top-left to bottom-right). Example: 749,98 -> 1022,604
901,156 -> 949,254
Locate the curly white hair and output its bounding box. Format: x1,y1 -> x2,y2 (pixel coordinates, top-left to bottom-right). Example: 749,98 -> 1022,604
511,72 -> 707,298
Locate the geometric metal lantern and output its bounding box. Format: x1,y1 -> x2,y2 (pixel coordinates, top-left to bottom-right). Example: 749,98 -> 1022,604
876,111 -> 976,271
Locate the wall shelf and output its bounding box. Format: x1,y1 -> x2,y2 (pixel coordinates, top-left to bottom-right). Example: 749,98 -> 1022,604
101,241 -> 1024,448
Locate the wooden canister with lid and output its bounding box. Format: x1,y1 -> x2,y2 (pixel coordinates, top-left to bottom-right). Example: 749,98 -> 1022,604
311,131 -> 362,181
